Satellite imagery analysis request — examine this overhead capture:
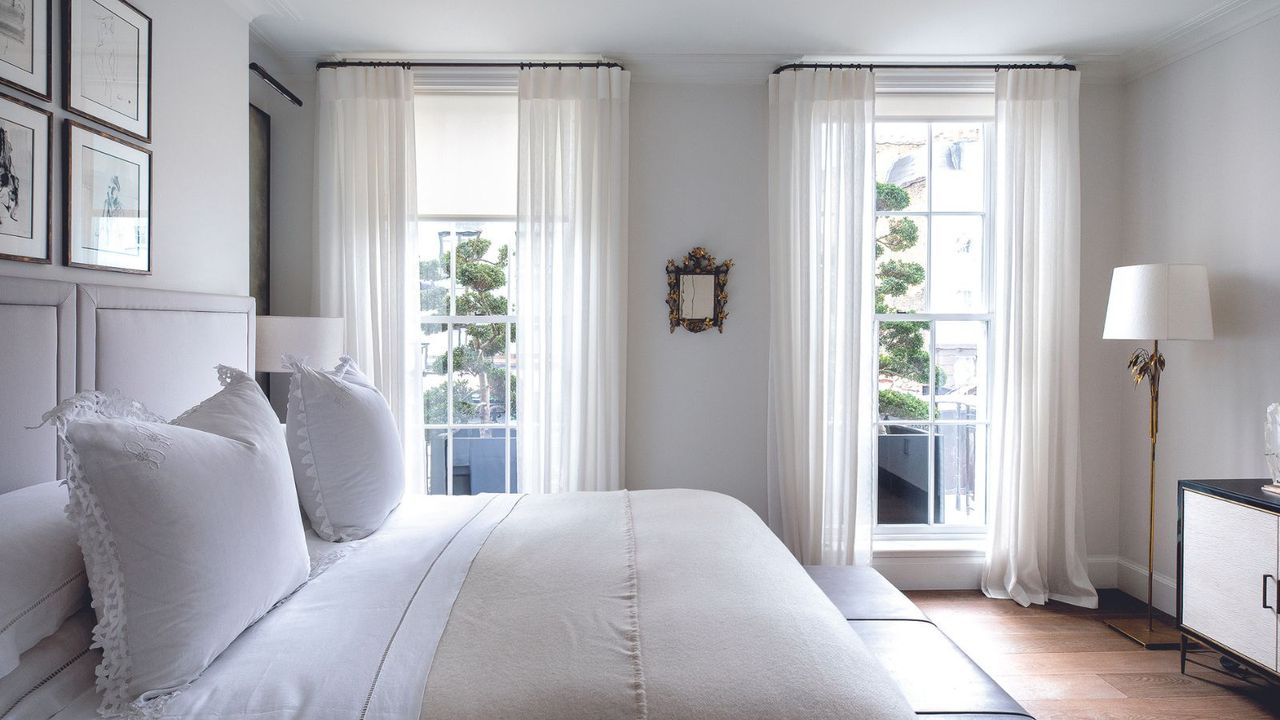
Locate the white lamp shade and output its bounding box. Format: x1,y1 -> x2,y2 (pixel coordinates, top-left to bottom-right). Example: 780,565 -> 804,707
255,316 -> 345,372
1102,264 -> 1213,341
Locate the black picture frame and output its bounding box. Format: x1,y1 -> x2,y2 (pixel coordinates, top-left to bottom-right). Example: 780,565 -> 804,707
63,118 -> 152,274
0,0 -> 52,101
63,0 -> 152,143
0,91 -> 52,264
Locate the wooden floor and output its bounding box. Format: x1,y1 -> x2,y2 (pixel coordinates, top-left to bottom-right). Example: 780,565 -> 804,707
904,589 -> 1280,720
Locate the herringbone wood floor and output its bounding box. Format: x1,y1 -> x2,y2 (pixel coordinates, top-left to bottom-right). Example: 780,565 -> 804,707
904,589 -> 1280,719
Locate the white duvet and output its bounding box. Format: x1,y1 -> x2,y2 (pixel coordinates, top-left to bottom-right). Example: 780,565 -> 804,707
54,490 -> 913,720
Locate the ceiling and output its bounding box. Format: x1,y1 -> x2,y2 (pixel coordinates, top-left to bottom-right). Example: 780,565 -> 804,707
244,0 -> 1274,74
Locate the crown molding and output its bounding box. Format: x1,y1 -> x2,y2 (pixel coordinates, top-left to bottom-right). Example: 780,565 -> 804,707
1122,0 -> 1280,81
221,0 -> 301,23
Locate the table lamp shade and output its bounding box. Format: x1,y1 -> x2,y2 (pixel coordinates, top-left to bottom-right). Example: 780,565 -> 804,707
1102,263 -> 1213,341
255,316 -> 345,372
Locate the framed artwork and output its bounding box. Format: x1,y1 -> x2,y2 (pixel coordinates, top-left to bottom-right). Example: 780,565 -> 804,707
249,104 -> 270,315
64,119 -> 150,273
63,0 -> 151,142
0,0 -> 51,100
0,92 -> 50,263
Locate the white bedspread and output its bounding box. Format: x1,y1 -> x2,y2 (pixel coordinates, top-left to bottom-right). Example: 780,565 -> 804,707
53,490 -> 913,720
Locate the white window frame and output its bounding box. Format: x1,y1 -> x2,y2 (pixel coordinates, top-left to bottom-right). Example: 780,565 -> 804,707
415,86 -> 519,496
871,112 -> 996,540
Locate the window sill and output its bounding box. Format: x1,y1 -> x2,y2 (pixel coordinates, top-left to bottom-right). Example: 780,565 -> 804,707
873,536 -> 986,558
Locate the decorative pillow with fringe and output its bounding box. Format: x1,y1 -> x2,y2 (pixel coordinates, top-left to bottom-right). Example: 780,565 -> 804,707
41,367 -> 309,717
285,356 -> 404,542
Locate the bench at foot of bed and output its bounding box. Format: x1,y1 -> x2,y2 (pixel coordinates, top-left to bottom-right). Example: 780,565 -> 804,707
806,566 -> 1034,720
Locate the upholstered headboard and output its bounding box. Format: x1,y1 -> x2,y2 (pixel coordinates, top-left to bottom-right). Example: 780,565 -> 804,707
0,278 -> 256,494
77,284 -> 256,419
0,277 -> 76,494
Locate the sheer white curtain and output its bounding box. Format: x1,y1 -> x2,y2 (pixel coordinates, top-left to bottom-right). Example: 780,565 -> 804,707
314,66 -> 425,493
515,67 -> 629,494
982,69 -> 1097,608
766,69 -> 877,565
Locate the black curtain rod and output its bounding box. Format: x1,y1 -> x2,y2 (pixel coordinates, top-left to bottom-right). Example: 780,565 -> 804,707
315,60 -> 625,71
772,62 -> 1077,74
249,62 -> 304,107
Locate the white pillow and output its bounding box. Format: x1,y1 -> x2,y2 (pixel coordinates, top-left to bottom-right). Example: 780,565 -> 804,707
0,481 -> 88,678
47,367 -> 310,716
286,356 -> 404,542
0,608 -> 98,719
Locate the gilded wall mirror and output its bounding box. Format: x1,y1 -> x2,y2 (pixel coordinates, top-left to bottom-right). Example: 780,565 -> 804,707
666,247 -> 733,333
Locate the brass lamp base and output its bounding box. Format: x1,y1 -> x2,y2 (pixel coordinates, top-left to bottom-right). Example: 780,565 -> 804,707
1104,616 -> 1181,650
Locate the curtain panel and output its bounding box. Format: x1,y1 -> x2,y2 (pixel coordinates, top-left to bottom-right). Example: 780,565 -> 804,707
982,69 -> 1097,608
766,69 -> 877,565
515,66 -> 630,494
314,66 -> 426,493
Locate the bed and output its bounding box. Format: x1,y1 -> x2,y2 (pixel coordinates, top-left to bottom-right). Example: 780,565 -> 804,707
0,277 -> 1021,720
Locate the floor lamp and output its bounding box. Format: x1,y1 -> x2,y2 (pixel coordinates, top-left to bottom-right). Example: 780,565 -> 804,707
1102,263 -> 1213,649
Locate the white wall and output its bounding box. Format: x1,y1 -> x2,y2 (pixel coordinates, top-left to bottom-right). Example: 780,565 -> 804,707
625,81 -> 771,518
0,1 -> 249,296
1116,15 -> 1280,613
1077,79 -> 1129,587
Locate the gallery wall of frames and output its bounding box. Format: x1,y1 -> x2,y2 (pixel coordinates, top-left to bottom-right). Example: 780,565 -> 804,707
0,0 -> 152,274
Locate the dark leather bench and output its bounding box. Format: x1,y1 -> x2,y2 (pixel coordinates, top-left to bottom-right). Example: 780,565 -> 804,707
806,566 -> 1033,719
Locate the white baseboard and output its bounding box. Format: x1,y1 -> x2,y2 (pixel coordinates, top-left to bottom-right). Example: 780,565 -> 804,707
871,553 -> 1127,593
871,554 -> 986,591
1116,555 -> 1178,615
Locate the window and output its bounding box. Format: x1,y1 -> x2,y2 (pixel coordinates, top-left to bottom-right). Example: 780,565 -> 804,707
415,91 -> 519,495
873,114 -> 992,534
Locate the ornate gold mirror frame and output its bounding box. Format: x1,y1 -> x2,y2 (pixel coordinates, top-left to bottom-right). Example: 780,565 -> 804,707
666,246 -> 733,333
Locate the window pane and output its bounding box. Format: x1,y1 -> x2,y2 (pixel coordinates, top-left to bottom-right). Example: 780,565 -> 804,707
929,215 -> 984,313
426,429 -> 450,495
878,321 -> 931,421
875,216 -> 927,314
451,428 -> 510,495
418,222 -> 452,315
451,322 -> 507,424
936,424 -> 985,526
506,324 -> 517,422
453,223 -> 512,316
426,429 -> 511,496
878,423 -> 930,525
507,431 -> 518,493
415,93 -> 517,217
422,324 -> 450,425
931,123 -> 985,212
875,123 -> 928,212
933,321 -> 985,422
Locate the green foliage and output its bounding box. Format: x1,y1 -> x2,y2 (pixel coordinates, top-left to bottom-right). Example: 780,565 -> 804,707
424,381 -> 475,425
877,217 -> 919,255
876,182 -> 910,212
878,321 -> 931,385
875,181 -> 944,412
878,389 -> 929,421
419,259 -> 448,313
421,230 -> 513,425
876,259 -> 925,300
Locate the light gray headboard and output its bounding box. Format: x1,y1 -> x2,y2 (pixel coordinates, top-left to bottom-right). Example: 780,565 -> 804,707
77,284 -> 256,419
0,277 -> 75,494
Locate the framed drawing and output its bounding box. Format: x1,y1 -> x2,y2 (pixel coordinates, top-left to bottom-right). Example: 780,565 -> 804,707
63,0 -> 151,142
0,92 -> 50,263
64,119 -> 150,273
0,0 -> 51,100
